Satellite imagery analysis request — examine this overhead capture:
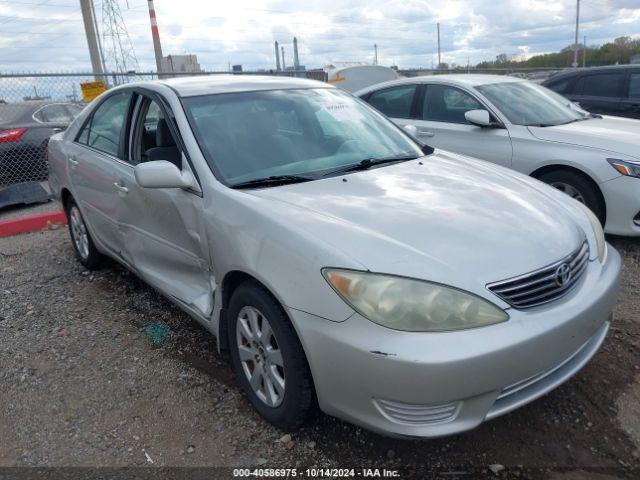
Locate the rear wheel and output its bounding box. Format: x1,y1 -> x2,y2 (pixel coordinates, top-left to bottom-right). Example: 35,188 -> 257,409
66,198 -> 103,270
537,170 -> 605,225
228,281 -> 315,429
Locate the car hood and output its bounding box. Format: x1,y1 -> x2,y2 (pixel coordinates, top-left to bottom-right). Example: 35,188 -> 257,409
528,116 -> 640,160
247,151 -> 585,301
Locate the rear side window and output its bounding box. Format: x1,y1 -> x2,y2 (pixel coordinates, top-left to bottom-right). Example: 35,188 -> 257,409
34,104 -> 74,123
77,92 -> 131,157
422,84 -> 483,124
575,72 -> 624,97
629,73 -> 640,98
366,85 -> 416,119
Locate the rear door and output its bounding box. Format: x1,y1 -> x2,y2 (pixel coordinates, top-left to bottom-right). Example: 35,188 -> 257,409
116,91 -> 214,317
68,91 -> 134,257
619,70 -> 640,119
403,83 -> 513,167
571,71 -> 625,115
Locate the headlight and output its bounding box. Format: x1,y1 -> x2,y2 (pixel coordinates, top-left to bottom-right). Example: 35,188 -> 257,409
607,158 -> 640,178
322,269 -> 509,332
576,202 -> 606,263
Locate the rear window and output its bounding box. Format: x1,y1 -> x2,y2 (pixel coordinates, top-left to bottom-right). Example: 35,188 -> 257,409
575,72 -> 624,97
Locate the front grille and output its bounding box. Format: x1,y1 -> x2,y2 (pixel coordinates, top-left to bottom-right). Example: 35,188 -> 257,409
373,398 -> 459,425
487,242 -> 589,309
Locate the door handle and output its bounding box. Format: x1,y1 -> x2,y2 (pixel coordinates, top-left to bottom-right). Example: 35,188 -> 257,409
68,157 -> 79,167
417,129 -> 435,138
114,182 -> 129,195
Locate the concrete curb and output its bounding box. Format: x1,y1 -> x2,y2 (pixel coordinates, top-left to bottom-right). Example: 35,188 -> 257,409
0,210 -> 67,238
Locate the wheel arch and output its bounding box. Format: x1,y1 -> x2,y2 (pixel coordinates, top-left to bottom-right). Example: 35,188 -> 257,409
529,163 -> 607,223
217,269 -> 319,395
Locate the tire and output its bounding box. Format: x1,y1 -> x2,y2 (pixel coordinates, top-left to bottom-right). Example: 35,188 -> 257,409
228,281 -> 315,429
65,198 -> 103,270
537,170 -> 606,225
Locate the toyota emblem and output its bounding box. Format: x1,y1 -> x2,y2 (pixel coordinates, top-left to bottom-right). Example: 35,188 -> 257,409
555,263 -> 572,287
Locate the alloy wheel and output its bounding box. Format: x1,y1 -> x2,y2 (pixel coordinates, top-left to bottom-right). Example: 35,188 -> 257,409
69,206 -> 90,261
550,181 -> 586,204
236,306 -> 286,407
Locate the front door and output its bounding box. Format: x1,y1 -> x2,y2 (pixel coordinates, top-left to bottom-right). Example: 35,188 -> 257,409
117,94 -> 215,317
401,84 -> 513,168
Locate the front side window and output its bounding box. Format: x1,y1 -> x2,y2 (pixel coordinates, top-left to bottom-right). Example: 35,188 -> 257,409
132,98 -> 181,168
183,88 -> 422,186
545,76 -> 574,94
77,92 -> 131,157
422,84 -> 483,124
476,82 -> 588,127
366,85 -> 417,119
575,73 -> 624,97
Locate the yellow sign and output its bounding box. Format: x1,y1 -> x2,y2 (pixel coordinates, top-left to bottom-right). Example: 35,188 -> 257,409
80,80 -> 107,102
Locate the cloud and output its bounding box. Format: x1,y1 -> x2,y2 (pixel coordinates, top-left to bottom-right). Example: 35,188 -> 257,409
0,0 -> 637,73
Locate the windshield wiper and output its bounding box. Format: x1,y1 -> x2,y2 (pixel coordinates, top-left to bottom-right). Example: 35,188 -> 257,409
230,174 -> 314,189
321,155 -> 419,177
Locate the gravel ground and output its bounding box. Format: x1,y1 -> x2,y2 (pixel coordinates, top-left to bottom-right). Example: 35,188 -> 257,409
0,229 -> 639,479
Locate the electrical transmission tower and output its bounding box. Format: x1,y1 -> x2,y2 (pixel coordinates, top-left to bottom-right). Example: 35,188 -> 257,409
101,0 -> 139,82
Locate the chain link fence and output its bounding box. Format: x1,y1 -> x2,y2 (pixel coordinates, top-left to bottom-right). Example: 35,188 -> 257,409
0,70 -> 326,190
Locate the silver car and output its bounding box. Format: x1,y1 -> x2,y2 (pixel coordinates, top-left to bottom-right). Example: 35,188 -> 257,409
48,76 -> 621,438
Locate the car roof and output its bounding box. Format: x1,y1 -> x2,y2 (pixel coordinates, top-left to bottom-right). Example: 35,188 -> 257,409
154,74 -> 333,97
355,74 -> 523,96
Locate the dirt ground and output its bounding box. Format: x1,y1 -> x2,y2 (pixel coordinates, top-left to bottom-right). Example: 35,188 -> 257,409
0,222 -> 639,479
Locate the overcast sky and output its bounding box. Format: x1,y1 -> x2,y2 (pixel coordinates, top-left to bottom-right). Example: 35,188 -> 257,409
0,0 -> 639,73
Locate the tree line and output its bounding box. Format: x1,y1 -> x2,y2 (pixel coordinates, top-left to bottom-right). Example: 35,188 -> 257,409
475,36 -> 640,69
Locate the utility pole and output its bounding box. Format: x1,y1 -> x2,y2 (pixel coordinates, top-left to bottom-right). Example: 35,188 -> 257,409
374,44 -> 378,65
437,23 -> 441,68
79,0 -> 106,81
583,35 -> 586,67
146,0 -> 164,74
572,0 -> 580,67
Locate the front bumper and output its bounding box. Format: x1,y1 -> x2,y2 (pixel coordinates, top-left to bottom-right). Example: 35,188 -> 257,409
601,174 -> 640,236
289,246 -> 621,438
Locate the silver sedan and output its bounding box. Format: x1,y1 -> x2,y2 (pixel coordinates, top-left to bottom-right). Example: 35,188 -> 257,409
48,75 -> 620,438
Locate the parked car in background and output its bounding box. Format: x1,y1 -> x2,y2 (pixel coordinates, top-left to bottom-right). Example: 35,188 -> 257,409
0,101 -> 83,186
542,65 -> 640,119
358,74 -> 640,236
49,75 -> 620,438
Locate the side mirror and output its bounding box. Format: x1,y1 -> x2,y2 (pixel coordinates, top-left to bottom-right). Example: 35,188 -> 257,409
402,124 -> 418,137
134,160 -> 198,191
464,109 -> 492,127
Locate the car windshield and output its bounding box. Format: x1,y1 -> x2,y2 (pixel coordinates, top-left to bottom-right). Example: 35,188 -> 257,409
475,81 -> 590,127
183,88 -> 422,186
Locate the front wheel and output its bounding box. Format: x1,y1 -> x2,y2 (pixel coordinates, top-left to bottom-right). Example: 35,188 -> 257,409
228,281 -> 315,429
66,198 -> 103,270
537,170 -> 606,225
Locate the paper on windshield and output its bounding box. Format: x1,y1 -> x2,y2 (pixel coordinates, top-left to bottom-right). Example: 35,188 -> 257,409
319,102 -> 365,122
